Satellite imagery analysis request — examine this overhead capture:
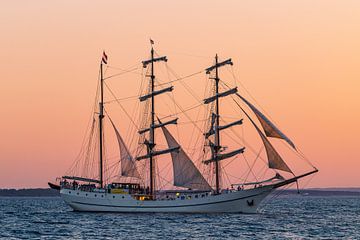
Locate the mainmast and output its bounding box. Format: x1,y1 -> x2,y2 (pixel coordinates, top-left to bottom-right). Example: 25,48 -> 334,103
203,55 -> 245,194
98,51 -> 108,188
137,44 -> 179,198
149,47 -> 156,196
214,55 -> 221,194
99,61 -> 104,188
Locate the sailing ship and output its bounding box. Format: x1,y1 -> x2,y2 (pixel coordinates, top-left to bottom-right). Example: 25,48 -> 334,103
58,43 -> 318,213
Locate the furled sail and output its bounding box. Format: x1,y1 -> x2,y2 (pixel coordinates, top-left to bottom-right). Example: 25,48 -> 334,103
237,94 -> 296,150
203,147 -> 245,165
109,118 -> 140,178
204,87 -> 238,104
205,113 -> 216,138
205,118 -> 243,138
160,125 -> 212,191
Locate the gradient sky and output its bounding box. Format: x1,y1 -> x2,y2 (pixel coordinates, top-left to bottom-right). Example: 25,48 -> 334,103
1,0 -> 359,188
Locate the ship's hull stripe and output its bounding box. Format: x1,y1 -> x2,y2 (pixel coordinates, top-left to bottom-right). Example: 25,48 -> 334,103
69,191 -> 268,209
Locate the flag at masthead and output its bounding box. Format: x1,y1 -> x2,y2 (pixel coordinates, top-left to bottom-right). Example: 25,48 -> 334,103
102,51 -> 108,64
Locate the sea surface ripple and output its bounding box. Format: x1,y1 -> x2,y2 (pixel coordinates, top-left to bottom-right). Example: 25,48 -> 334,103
0,195 -> 359,239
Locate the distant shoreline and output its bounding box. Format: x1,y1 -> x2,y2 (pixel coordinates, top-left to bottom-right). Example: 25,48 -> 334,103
0,188 -> 359,197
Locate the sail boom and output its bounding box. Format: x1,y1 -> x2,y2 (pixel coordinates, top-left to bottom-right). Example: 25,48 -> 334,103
136,146 -> 180,161
62,176 -> 101,184
138,118 -> 178,134
205,119 -> 243,138
203,147 -> 245,165
204,87 -> 238,104
142,56 -> 167,68
272,169 -> 319,189
139,86 -> 173,102
205,58 -> 233,74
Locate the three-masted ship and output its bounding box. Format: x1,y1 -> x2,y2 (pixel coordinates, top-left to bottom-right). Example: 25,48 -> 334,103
58,43 -> 318,213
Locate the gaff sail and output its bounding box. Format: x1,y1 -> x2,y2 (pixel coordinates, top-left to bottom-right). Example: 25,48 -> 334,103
109,118 -> 140,178
237,94 -> 296,150
160,125 -> 212,191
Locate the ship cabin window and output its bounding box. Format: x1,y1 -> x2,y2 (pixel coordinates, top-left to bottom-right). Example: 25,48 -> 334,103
195,195 -> 198,198
181,196 -> 185,200
101,195 -> 104,197
113,196 -> 115,198
94,194 -> 97,197
69,191 -> 71,194
201,194 -> 205,198
122,196 -> 125,199
77,193 -> 79,195
110,182 -> 140,190
86,193 -> 88,196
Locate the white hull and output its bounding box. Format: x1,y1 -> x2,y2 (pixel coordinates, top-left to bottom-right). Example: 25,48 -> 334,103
60,186 -> 273,213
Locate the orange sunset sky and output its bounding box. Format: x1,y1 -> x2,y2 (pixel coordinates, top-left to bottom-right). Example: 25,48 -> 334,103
1,1 -> 359,188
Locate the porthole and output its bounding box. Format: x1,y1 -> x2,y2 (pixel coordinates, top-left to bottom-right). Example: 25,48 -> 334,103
101,195 -> 104,197
122,196 -> 125,199
77,193 -> 79,195
113,196 -> 115,199
69,191 -> 71,194
95,194 -> 97,197
86,193 -> 88,196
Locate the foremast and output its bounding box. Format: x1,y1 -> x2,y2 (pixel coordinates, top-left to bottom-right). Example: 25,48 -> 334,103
204,55 -> 245,194
98,52 -> 107,188
136,45 -> 179,198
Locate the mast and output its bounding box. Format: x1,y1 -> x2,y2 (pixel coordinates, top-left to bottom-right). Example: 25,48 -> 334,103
214,54 -> 220,194
137,45 -> 177,198
99,62 -> 104,188
203,55 -> 244,194
149,47 -> 155,196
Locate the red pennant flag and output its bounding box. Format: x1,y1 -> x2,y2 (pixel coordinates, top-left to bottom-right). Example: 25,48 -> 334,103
102,51 -> 108,64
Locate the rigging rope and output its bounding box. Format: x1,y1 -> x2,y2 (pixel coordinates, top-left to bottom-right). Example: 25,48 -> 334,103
155,70 -> 204,87
103,81 -> 139,130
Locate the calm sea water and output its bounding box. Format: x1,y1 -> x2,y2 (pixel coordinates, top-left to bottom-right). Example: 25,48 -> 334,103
0,195 -> 359,239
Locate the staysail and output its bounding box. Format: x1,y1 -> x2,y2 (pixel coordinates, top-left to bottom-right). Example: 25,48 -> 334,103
255,126 -> 293,173
160,125 -> 212,191
235,102 -> 293,173
237,94 -> 296,150
109,118 -> 140,178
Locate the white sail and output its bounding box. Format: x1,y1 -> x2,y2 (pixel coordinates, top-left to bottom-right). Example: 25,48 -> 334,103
109,119 -> 140,178
161,126 -> 212,191
238,94 -> 296,149
236,102 -> 293,173
255,126 -> 293,173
